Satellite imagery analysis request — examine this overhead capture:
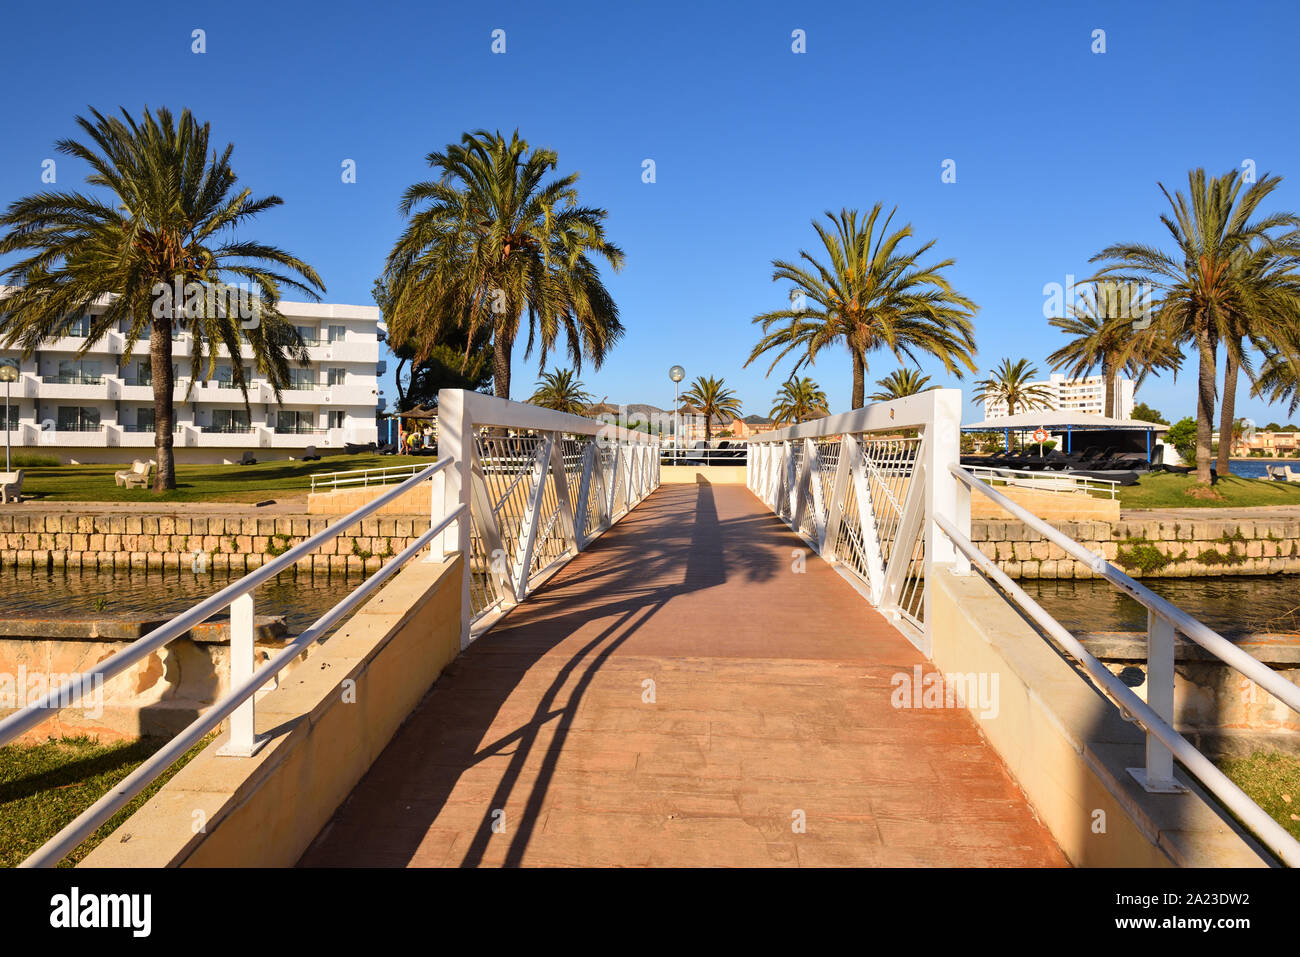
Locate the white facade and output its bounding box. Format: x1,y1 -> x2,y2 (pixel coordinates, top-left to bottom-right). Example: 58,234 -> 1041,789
982,373 -> 1134,421
0,295 -> 383,464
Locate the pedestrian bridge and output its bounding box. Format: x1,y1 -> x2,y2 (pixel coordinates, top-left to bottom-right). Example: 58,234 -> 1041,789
4,390 -> 1297,868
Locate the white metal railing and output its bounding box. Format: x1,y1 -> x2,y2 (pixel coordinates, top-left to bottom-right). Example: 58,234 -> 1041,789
310,463 -> 423,493
660,444 -> 748,466
963,464 -> 1120,499
746,389 -> 1300,865
745,389 -> 966,652
434,390 -> 661,644
941,465 -> 1300,867
0,458 -> 463,868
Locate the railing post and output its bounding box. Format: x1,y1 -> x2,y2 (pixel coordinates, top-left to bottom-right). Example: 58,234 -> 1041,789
217,592 -> 264,757
1131,611 -> 1188,793
437,388 -> 473,650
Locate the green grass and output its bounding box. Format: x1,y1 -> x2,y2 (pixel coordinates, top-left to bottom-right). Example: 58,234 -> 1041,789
16,453 -> 428,503
0,734 -> 213,867
1217,751 -> 1300,843
1109,471 -> 1300,510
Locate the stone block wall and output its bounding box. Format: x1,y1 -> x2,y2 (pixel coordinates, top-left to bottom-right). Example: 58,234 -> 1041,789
0,512 -> 432,575
970,516 -> 1300,579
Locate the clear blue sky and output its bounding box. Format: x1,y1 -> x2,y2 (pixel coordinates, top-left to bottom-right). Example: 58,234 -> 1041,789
3,0 -> 1299,425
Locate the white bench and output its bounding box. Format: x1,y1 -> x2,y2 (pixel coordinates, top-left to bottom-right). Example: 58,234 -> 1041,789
0,470 -> 22,503
115,460 -> 152,489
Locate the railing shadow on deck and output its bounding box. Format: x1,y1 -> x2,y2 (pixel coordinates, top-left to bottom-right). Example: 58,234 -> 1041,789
301,480 -> 736,867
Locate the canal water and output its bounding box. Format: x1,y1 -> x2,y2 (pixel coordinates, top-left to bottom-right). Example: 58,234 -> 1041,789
1229,459 -> 1296,479
0,565 -> 369,635
1,565 -> 1296,638
1023,575 -> 1300,636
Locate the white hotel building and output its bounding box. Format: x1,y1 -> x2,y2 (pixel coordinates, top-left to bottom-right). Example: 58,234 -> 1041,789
0,293 -> 384,464
981,373 -> 1135,421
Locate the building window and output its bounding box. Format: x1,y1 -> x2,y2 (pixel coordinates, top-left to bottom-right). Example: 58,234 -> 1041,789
208,409 -> 251,433
328,410 -> 345,429
327,325 -> 346,343
131,407 -> 154,432
296,326 -> 320,347
54,359 -> 102,384
327,368 -> 346,386
66,314 -> 92,337
288,368 -> 317,390
3,406 -> 18,431
56,406 -> 101,431
276,410 -> 318,434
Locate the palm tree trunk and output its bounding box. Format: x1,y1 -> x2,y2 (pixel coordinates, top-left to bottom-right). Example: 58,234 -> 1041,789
851,351 -> 865,409
1217,347 -> 1240,478
1102,356 -> 1116,419
492,336 -> 511,401
150,318 -> 177,491
704,406 -> 713,442
394,357 -> 407,407
1194,323 -> 1217,485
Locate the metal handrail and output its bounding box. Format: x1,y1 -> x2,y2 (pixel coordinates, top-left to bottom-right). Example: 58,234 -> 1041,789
952,464 -> 1300,713
963,463 -> 1120,499
310,463 -> 423,493
945,463 -> 1300,866
0,458 -> 460,867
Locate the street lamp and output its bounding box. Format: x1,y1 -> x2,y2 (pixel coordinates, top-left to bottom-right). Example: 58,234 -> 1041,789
0,361 -> 17,473
669,365 -> 685,463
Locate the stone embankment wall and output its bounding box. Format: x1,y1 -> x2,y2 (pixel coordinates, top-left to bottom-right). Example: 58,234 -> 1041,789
0,512 -> 432,574
972,516 -> 1300,579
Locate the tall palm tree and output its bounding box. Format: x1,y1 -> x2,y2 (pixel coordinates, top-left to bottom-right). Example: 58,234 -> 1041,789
0,107 -> 323,490
1253,325 -> 1300,416
972,359 -> 1054,417
681,375 -> 742,441
1047,281 -> 1182,419
1091,168 -> 1300,484
1210,245 -> 1300,476
869,368 -> 935,401
383,129 -> 624,401
746,206 -> 978,409
769,376 -> 828,426
528,367 -> 591,414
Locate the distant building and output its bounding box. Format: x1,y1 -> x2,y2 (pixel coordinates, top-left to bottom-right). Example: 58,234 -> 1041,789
1232,430 -> 1300,457
0,291 -> 383,464
982,373 -> 1134,421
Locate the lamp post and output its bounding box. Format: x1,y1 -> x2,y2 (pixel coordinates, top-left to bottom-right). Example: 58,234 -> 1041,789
0,361 -> 17,472
669,365 -> 685,463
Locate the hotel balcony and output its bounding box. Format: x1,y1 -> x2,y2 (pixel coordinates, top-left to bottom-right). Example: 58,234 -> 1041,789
187,426 -> 261,449
37,374 -> 110,401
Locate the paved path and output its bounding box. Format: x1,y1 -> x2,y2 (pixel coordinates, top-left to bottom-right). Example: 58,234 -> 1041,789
301,482 -> 1066,867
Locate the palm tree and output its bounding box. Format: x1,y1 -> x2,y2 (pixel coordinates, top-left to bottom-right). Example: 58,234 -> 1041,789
769,376 -> 828,426
746,206 -> 977,409
1091,168 -> 1300,484
0,107 -> 323,490
528,367 -> 591,414
1047,281 -> 1182,419
972,359 -> 1054,417
1210,244 -> 1300,476
869,368 -> 935,401
681,375 -> 742,441
1253,325 -> 1300,416
383,129 -> 624,401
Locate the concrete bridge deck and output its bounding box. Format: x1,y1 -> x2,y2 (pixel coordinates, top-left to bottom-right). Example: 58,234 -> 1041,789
301,481 -> 1066,867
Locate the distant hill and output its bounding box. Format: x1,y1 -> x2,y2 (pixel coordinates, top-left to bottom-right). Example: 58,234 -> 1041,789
742,414 -> 772,425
